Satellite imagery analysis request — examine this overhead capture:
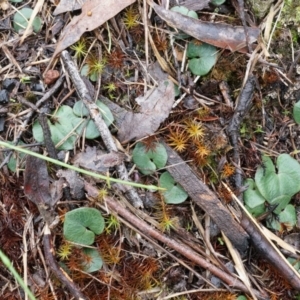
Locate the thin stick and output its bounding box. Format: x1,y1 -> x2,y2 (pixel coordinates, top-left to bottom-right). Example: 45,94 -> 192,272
60,50 -> 144,207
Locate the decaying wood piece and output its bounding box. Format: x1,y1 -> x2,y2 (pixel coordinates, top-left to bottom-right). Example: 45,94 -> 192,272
161,141 -> 249,253
227,75 -> 256,189
61,50 -> 143,208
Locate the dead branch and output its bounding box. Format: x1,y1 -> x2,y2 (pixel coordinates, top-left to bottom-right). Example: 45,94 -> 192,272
161,141 -> 249,253
60,50 -> 143,208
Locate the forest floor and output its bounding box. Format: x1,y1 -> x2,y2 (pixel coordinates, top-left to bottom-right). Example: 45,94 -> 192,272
1,0 -> 300,299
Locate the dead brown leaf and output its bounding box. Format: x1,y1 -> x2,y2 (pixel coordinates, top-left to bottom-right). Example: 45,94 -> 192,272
115,79 -> 175,143
72,146 -> 124,174
149,1 -> 260,53
53,0 -> 87,15
53,0 -> 136,56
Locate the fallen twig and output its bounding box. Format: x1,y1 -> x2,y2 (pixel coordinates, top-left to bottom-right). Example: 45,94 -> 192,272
227,75 -> 256,190
102,194 -> 268,299
60,50 -> 143,208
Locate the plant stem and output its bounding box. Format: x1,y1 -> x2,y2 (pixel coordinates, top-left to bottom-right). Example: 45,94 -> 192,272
0,141 -> 163,191
0,249 -> 36,300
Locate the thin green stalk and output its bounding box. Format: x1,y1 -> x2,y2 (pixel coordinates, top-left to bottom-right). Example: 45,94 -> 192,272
0,249 -> 36,300
0,141 -> 163,190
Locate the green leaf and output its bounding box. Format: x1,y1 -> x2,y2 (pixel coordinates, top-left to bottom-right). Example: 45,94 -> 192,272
63,207 -> 104,246
32,105 -> 83,150
81,248 -> 103,273
9,0 -> 23,2
211,0 -> 226,5
279,204 -> 297,227
170,6 -> 198,19
255,154 -> 300,204
80,64 -> 89,77
288,257 -> 300,273
293,100 -> 300,124
267,204 -> 297,231
73,100 -> 114,127
243,179 -> 266,217
236,296 -> 247,300
187,42 -> 217,76
13,8 -> 42,33
132,142 -> 168,175
6,141 -> 26,172
159,171 -> 188,204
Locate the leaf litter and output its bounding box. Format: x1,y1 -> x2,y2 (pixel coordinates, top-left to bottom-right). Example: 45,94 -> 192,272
2,0 -> 300,299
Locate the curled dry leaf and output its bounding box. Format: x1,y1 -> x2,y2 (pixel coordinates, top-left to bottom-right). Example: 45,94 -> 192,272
43,70 -> 60,85
149,1 -> 260,53
53,0 -> 136,56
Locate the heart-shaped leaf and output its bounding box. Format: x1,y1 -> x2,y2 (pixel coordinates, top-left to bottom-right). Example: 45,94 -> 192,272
32,105 -> 83,150
13,8 -> 42,33
187,42 -> 217,76
73,100 -> 114,128
255,154 -> 300,203
132,142 -> 168,175
159,171 -> 188,204
63,207 -> 104,246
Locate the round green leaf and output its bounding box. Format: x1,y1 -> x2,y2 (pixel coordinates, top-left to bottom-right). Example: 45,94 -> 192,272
81,248 -> 103,273
32,105 -> 83,150
73,100 -> 114,127
85,119 -> 101,139
211,0 -> 226,5
63,207 -> 105,246
159,171 -> 188,204
13,8 -> 42,33
170,6 -> 198,19
73,100 -> 89,117
187,43 -> 217,76
132,142 -> 168,175
293,100 -> 300,124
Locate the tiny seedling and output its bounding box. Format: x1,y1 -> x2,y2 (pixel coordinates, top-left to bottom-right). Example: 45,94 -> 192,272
13,8 -> 42,33
187,41 -> 218,76
63,207 -> 105,273
159,171 -> 188,204
244,154 -> 300,230
132,142 -> 168,175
